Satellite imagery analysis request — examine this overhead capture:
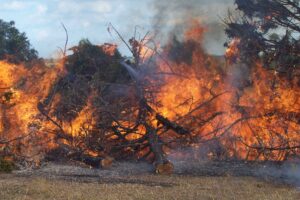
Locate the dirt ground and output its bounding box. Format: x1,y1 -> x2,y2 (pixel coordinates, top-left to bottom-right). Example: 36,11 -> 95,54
0,160 -> 299,200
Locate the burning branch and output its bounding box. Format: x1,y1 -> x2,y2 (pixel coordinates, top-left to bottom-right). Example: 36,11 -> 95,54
1,18 -> 297,171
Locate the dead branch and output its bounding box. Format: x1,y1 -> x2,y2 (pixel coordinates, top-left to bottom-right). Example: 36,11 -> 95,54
0,133 -> 31,145
61,23 -> 69,57
240,139 -> 300,151
37,102 -> 73,141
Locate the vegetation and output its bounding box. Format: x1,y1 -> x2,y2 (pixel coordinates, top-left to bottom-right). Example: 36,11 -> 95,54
39,39 -> 135,163
0,157 -> 14,173
43,39 -> 128,122
0,19 -> 38,64
225,0 -> 300,79
0,174 -> 299,200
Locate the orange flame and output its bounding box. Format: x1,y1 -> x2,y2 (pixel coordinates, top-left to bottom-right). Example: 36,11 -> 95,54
0,20 -> 299,163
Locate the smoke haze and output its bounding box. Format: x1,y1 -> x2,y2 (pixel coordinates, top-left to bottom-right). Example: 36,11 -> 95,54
151,0 -> 235,55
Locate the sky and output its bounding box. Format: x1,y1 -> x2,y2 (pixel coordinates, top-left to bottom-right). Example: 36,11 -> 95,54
0,0 -> 234,58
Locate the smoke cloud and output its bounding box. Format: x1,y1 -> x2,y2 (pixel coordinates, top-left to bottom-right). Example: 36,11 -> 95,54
151,0 -> 235,55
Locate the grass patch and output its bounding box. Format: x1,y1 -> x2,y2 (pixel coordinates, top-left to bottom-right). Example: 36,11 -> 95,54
0,174 -> 299,200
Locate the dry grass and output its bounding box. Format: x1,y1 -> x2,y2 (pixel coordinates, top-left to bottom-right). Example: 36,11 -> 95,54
0,173 -> 299,200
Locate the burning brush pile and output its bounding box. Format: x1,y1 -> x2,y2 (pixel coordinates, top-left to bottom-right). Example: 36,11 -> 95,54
0,20 -> 299,174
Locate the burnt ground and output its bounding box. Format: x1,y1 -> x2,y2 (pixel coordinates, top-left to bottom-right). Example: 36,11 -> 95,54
10,159 -> 300,186
0,160 -> 300,200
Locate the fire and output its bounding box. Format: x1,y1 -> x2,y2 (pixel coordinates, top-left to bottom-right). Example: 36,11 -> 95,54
101,43 -> 118,56
153,21 -> 299,160
0,59 -> 93,161
225,38 -> 240,63
0,60 -> 59,162
140,45 -> 155,61
0,20 -> 299,164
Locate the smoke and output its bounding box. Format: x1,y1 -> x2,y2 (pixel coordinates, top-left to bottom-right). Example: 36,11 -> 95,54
168,147 -> 300,187
255,160 -> 300,187
151,0 -> 235,55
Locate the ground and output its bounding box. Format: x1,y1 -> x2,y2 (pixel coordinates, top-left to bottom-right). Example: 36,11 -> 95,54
0,161 -> 299,200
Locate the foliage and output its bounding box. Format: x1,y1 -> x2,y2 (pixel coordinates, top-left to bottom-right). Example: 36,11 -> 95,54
39,39 -> 144,159
225,0 -> 300,79
0,157 -> 14,172
44,39 -> 130,122
166,36 -> 202,65
0,19 -> 38,64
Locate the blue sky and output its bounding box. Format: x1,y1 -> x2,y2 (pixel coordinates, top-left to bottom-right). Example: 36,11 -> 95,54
0,0 -> 233,58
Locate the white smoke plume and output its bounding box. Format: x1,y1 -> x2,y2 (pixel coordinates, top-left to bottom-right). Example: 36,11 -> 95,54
151,0 -> 235,55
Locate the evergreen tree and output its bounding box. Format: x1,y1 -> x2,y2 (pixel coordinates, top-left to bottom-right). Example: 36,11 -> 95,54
225,0 -> 300,79
0,19 -> 38,63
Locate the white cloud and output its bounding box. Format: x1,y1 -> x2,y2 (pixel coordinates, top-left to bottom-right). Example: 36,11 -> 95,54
57,1 -> 81,13
57,0 -> 112,14
82,21 -> 91,28
35,29 -> 50,41
36,4 -> 48,15
91,1 -> 112,13
2,1 -> 27,10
